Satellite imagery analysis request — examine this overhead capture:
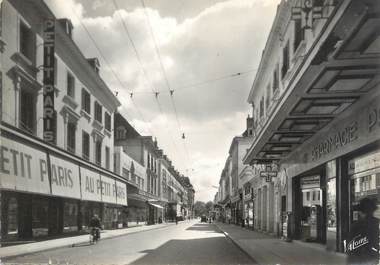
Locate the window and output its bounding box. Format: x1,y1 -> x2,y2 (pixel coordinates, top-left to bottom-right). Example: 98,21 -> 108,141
105,146 -> 110,170
306,191 -> 310,201
312,191 -> 316,201
147,154 -> 151,168
282,41 -> 290,79
294,19 -> 303,52
67,72 -> 75,98
82,131 -> 90,160
116,127 -> 126,140
54,57 -> 58,87
20,89 -> 36,134
266,84 -> 271,109
20,21 -> 34,61
272,65 -> 279,93
122,168 -> 130,180
67,122 -> 76,154
141,179 -> 144,190
94,101 -> 102,123
259,97 -> 264,118
95,140 -> 102,166
105,112 -> 111,131
81,89 -> 91,114
131,173 -> 136,183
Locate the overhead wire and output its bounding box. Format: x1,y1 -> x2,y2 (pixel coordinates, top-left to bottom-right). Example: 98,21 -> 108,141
70,5 -> 156,136
140,0 -> 192,168
111,0 -> 186,169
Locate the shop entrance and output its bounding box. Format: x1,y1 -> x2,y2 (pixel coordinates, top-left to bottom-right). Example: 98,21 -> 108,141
295,171 -> 327,243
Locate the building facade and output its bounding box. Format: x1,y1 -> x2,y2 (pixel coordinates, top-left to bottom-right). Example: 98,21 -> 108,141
0,0 -> 131,244
243,0 -> 380,253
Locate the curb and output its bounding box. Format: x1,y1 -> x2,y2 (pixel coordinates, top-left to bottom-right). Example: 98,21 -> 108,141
214,223 -> 257,264
1,223 -> 176,260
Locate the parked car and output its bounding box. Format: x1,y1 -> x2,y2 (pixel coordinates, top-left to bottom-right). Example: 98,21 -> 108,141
201,215 -> 207,222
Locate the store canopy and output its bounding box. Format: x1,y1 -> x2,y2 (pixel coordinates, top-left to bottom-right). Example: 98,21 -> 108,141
243,0 -> 380,165
148,202 -> 164,209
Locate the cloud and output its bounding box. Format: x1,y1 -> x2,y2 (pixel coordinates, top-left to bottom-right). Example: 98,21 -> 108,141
46,0 -> 280,202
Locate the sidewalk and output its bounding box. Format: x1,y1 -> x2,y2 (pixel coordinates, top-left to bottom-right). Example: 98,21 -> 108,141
215,223 -> 347,265
0,222 -> 175,260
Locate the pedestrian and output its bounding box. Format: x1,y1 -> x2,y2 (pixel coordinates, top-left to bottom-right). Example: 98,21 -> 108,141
175,215 -> 178,225
346,197 -> 379,265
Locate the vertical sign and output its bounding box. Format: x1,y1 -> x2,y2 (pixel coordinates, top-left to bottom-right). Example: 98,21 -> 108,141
43,19 -> 56,144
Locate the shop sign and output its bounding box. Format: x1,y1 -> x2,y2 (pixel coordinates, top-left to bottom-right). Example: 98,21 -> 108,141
0,136 -> 50,194
311,121 -> 358,161
100,175 -> 117,204
348,151 -> 380,175
115,179 -> 127,206
49,154 -> 81,199
80,167 -> 102,202
43,19 -> 56,144
301,175 -> 320,190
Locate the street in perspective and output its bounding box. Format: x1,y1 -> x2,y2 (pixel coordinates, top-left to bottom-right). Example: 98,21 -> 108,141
0,0 -> 379,264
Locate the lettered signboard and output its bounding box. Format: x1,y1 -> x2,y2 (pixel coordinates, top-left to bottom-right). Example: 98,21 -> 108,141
80,167 -> 102,202
0,137 -> 50,194
100,175 -> 117,204
49,154 -> 81,199
115,179 -> 127,206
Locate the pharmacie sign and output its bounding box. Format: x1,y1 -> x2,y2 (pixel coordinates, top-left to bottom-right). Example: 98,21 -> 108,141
0,135 -> 127,204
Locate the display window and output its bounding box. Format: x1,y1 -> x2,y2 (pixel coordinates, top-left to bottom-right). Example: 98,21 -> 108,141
7,196 -> 18,237
349,150 -> 380,223
63,201 -> 78,233
32,197 -> 48,237
326,160 -> 337,250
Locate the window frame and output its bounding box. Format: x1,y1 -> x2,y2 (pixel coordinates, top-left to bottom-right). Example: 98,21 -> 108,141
81,88 -> 91,114
67,71 -> 75,98
82,131 -> 90,160
105,112 -> 111,132
67,122 -> 76,154
94,101 -> 102,124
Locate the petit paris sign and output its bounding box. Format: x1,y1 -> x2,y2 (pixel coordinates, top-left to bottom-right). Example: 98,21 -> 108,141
43,18 -> 56,144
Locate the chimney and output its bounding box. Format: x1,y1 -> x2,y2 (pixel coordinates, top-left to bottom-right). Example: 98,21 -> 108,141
57,18 -> 73,39
246,115 -> 254,136
86,58 -> 100,74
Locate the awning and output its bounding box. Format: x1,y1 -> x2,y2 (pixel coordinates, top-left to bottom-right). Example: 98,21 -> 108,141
244,0 -> 380,165
148,202 -> 163,209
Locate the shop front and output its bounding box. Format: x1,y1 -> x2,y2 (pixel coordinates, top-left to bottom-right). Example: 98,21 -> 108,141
0,129 -> 128,244
243,183 -> 254,229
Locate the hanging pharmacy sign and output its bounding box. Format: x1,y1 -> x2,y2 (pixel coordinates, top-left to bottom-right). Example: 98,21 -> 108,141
259,163 -> 278,182
43,18 -> 56,144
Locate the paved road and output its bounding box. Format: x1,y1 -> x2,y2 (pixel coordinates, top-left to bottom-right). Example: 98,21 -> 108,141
5,221 -> 255,264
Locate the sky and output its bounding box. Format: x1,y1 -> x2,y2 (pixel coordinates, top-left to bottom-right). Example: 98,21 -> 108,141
45,0 -> 280,202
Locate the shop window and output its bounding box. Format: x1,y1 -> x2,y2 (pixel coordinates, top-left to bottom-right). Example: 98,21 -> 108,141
67,72 -> 75,98
81,88 -> 91,114
94,101 -> 102,123
7,197 -> 18,235
95,140 -> 102,166
105,112 -> 111,132
63,202 -> 78,232
32,197 -> 48,236
282,41 -> 290,79
67,122 -> 76,154
20,89 -> 36,134
20,20 -> 35,62
82,131 -> 90,160
105,146 -> 110,170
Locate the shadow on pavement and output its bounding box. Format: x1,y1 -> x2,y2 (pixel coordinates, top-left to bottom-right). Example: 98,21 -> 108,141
185,223 -> 220,232
131,237 -> 255,265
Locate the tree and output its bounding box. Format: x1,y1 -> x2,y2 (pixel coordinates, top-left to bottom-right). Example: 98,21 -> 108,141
205,201 -> 214,214
193,201 -> 206,217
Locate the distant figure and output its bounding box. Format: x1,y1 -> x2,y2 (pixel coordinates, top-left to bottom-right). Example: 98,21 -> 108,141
175,215 -> 178,225
346,198 -> 379,265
